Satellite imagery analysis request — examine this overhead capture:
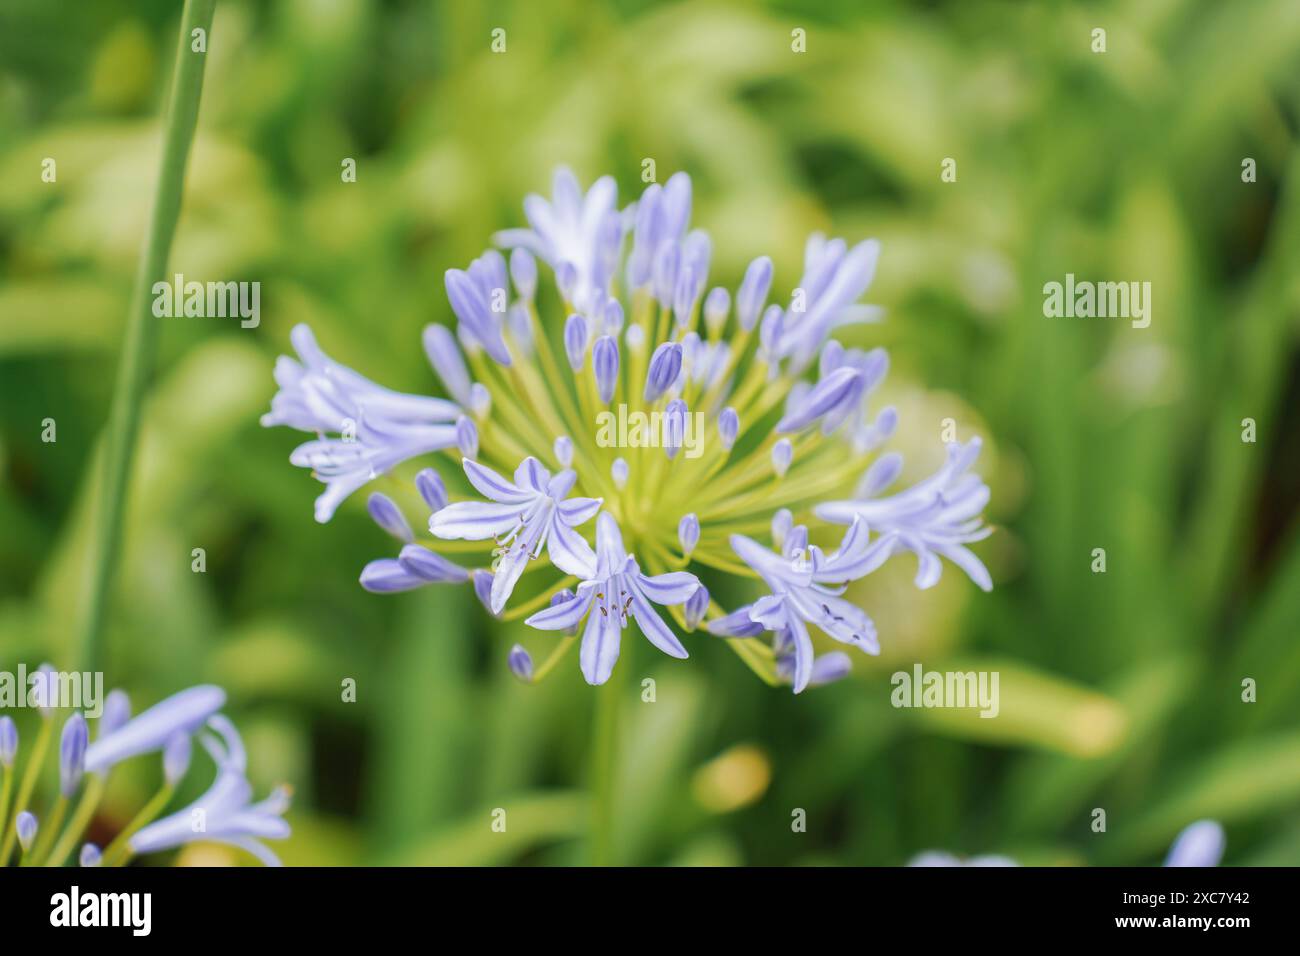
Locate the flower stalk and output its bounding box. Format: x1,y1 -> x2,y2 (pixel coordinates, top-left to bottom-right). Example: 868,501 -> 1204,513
74,0 -> 216,673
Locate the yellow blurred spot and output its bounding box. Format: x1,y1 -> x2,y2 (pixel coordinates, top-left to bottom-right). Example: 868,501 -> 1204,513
691,744 -> 771,813
175,843 -> 239,867
1070,698 -> 1129,758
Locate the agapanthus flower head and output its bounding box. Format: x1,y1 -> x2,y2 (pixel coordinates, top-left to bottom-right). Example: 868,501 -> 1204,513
263,168 -> 993,691
1,683 -> 287,868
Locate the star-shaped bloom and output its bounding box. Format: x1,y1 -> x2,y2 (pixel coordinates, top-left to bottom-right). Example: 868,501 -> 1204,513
525,512 -> 700,685
129,716 -> 290,867
709,516 -> 893,693
816,438 -> 992,591
430,457 -> 602,613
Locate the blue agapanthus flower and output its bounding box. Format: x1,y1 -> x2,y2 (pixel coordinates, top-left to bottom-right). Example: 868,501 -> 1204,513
0,682 -> 289,867
264,167 -> 994,691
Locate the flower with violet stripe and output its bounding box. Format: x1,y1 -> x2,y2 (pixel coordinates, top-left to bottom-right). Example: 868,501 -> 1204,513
262,167 -> 994,690
525,512 -> 699,685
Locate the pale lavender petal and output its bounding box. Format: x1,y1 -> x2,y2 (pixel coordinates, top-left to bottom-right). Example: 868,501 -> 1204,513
399,544 -> 470,583
415,468 -> 448,512
85,686 -> 226,774
628,585 -> 688,659
579,601 -> 623,685
463,459 -> 532,503
526,585 -> 595,631
547,516 -> 598,579
360,558 -> 427,593
558,496 -> 603,526
635,570 -> 700,606
718,407 -> 739,449
429,501 -> 522,539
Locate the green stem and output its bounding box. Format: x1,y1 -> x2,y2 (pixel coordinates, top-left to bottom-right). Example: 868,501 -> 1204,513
0,717 -> 52,866
24,795 -> 67,866
46,775 -> 106,867
102,782 -> 176,868
73,0 -> 216,673
589,661 -> 624,866
0,771 -> 12,863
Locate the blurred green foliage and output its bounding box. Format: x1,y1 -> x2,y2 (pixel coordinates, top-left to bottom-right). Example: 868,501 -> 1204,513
2,0 -> 1299,865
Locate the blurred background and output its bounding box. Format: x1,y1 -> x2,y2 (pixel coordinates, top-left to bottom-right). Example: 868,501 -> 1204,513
2,0 -> 1299,865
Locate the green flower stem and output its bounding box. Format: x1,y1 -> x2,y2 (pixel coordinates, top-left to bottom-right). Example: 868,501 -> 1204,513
102,781 -> 176,868
23,794 -> 67,866
45,775 -> 106,867
73,0 -> 216,673
0,771 -> 13,861
0,716 -> 52,866
589,660 -> 624,866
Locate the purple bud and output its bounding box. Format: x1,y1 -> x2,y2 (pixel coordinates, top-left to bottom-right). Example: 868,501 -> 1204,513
653,241 -> 681,308
564,314 -> 588,371
367,493 -> 413,543
456,415 -> 479,458
79,843 -> 102,867
759,305 -> 785,358
98,690 -> 130,738
554,435 -> 574,468
772,438 -> 793,477
422,324 -> 472,406
857,452 -> 903,498
398,544 -> 470,584
644,342 -> 683,402
508,645 -> 534,682
673,263 -> 700,328
60,713 -> 88,797
703,286 -> 730,334
445,269 -> 511,366
661,171 -> 693,240
684,584 -> 709,631
678,513 -> 700,557
664,399 -> 688,459
592,335 -> 620,403
771,509 -> 793,549
16,812 -> 37,852
810,652 -> 852,687
163,732 -> 191,786
0,716 -> 16,767
736,256 -> 773,331
603,298 -> 625,335
556,262 -> 578,302
819,339 -> 845,375
776,366 -> 863,433
611,458 -> 629,489
470,382 -> 491,417
415,468 -> 448,513
32,663 -> 56,715
549,588 -> 580,636
624,322 -> 645,352
472,570 -> 498,617
718,407 -> 739,450
507,302 -> 533,354
510,248 -> 537,300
